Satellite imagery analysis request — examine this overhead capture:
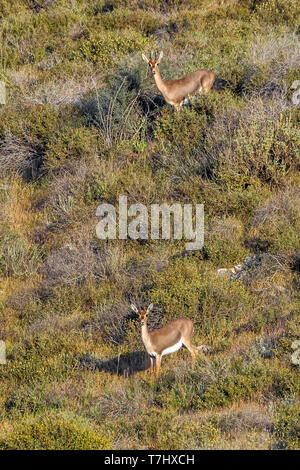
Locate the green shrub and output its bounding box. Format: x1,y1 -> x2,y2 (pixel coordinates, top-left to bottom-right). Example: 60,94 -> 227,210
120,407 -> 221,449
202,216 -> 248,266
155,108 -> 207,151
216,115 -> 299,189
85,172 -> 107,204
194,359 -> 272,410
154,108 -> 209,179
241,63 -> 272,95
249,186 -> 300,255
0,1 -> 29,17
81,72 -> 146,147
273,402 -> 300,449
283,66 -> 300,100
72,30 -> 151,66
5,383 -> 48,416
98,7 -> 162,34
0,8 -> 77,68
0,415 -> 111,450
193,90 -> 241,121
45,126 -> 99,171
253,0 -> 299,26
0,105 -> 61,144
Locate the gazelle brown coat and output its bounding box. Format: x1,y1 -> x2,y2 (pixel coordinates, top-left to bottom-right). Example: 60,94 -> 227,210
131,303 -> 200,378
142,51 -> 215,113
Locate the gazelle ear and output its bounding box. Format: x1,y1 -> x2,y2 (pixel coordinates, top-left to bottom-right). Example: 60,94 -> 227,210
157,51 -> 163,63
131,304 -> 139,314
142,53 -> 149,63
146,303 -> 154,314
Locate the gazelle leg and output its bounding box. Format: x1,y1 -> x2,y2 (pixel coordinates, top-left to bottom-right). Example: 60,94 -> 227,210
175,104 -> 181,114
149,356 -> 154,374
155,355 -> 161,378
183,340 -> 198,363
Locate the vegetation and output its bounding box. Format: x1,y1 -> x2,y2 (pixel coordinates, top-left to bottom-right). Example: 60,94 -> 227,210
0,0 -> 299,450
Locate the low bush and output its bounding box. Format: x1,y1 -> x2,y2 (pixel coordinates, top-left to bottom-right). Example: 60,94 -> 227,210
0,229 -> 41,278
0,414 -> 111,450
253,0 -> 299,27
273,402 -> 300,449
202,216 -> 248,266
249,186 -> 300,255
155,107 -> 207,151
0,105 -> 61,145
81,72 -> 146,147
216,114 -> 299,190
194,360 -> 272,410
98,7 -> 162,35
45,125 -> 99,171
72,30 -> 152,67
0,132 -> 42,181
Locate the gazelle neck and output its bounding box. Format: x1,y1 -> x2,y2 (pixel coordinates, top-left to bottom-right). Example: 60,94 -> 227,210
154,67 -> 167,95
141,320 -> 151,345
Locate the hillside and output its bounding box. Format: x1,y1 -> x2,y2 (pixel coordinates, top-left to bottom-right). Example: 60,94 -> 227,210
0,0 -> 299,450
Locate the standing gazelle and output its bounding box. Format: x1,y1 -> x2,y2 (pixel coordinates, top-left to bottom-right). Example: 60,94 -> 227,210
131,303 -> 200,378
142,51 -> 215,113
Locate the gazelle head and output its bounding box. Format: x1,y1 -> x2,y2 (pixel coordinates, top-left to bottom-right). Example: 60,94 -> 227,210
131,303 -> 153,325
142,51 -> 163,75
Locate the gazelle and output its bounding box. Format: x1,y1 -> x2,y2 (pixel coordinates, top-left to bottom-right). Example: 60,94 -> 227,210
131,303 -> 202,378
142,51 -> 215,113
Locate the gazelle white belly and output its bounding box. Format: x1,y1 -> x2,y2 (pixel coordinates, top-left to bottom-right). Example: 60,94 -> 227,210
161,340 -> 183,356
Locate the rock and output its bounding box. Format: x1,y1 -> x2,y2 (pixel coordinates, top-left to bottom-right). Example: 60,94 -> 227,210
217,255 -> 263,280
217,268 -> 231,276
244,256 -> 253,267
291,89 -> 300,106
231,270 -> 247,280
64,243 -> 75,251
276,285 -> 289,295
233,264 -> 243,272
170,175 -> 181,184
197,345 -> 212,354
291,349 -> 300,365
290,80 -> 300,90
291,340 -> 300,350
290,341 -> 300,365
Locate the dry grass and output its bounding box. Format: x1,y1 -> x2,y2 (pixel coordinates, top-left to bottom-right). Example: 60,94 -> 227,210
250,31 -> 300,70
0,132 -> 42,181
252,185 -> 300,226
0,0 -> 299,451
